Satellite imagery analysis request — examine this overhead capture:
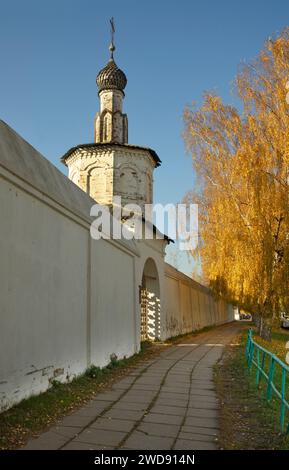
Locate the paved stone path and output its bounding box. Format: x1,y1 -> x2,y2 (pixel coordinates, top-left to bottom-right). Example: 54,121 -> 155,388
23,322 -> 242,450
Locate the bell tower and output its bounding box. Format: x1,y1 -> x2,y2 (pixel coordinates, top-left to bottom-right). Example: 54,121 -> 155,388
61,19 -> 161,211
94,20 -> 128,144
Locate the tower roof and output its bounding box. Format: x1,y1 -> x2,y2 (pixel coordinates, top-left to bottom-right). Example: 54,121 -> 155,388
96,59 -> 127,94
61,143 -> 161,167
96,17 -> 127,94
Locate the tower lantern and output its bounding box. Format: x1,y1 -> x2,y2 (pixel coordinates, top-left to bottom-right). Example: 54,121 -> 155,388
95,18 -> 128,144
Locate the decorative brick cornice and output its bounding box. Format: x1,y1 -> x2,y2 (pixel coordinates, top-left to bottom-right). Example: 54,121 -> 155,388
61,143 -> 161,168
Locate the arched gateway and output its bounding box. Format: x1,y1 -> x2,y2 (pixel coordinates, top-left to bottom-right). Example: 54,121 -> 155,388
140,258 -> 161,341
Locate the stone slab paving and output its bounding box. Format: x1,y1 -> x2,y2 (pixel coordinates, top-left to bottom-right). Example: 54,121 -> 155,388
23,322 -> 242,451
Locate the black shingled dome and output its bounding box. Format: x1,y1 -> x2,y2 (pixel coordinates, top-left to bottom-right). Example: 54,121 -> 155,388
96,59 -> 127,93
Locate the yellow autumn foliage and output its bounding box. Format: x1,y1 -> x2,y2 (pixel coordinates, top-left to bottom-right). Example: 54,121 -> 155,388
184,29 -> 289,322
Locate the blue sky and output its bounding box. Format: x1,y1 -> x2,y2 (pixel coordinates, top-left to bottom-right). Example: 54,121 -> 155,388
1,0 -> 288,274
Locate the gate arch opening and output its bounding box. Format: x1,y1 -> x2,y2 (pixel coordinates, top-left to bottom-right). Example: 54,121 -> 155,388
140,258 -> 160,341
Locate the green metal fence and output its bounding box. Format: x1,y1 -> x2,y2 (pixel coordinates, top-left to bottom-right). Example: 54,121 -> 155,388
246,328 -> 289,433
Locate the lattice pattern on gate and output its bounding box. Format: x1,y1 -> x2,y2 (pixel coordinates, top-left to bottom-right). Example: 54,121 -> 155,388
140,288 -> 148,341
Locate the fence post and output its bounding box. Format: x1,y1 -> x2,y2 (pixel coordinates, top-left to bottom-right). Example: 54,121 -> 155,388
267,357 -> 275,401
281,368 -> 286,432
260,351 -> 265,385
246,329 -> 252,360
248,342 -> 254,371
256,348 -> 261,385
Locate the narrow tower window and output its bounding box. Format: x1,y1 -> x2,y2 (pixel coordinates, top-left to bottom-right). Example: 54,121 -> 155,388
103,114 -> 109,141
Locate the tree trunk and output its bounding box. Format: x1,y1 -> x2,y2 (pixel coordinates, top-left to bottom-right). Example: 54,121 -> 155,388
259,316 -> 272,341
252,312 -> 261,329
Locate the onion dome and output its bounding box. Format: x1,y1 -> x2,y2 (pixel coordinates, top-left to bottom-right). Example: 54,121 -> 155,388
96,43 -> 127,94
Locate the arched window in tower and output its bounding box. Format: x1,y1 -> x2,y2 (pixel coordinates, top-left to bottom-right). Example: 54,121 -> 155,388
119,166 -> 138,197
103,113 -> 111,142
113,112 -> 122,142
87,167 -> 106,202
103,115 -> 108,141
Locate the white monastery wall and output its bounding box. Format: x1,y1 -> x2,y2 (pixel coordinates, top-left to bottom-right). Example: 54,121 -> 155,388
0,121 -> 138,411
90,239 -> 137,368
0,120 -> 233,412
163,263 -> 234,339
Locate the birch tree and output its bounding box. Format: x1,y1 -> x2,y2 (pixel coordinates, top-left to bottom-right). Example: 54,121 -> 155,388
184,29 -> 289,339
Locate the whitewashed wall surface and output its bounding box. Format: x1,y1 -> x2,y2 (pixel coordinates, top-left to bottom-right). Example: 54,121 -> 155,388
0,121 -> 140,411
0,120 -> 233,412
164,264 -> 234,339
